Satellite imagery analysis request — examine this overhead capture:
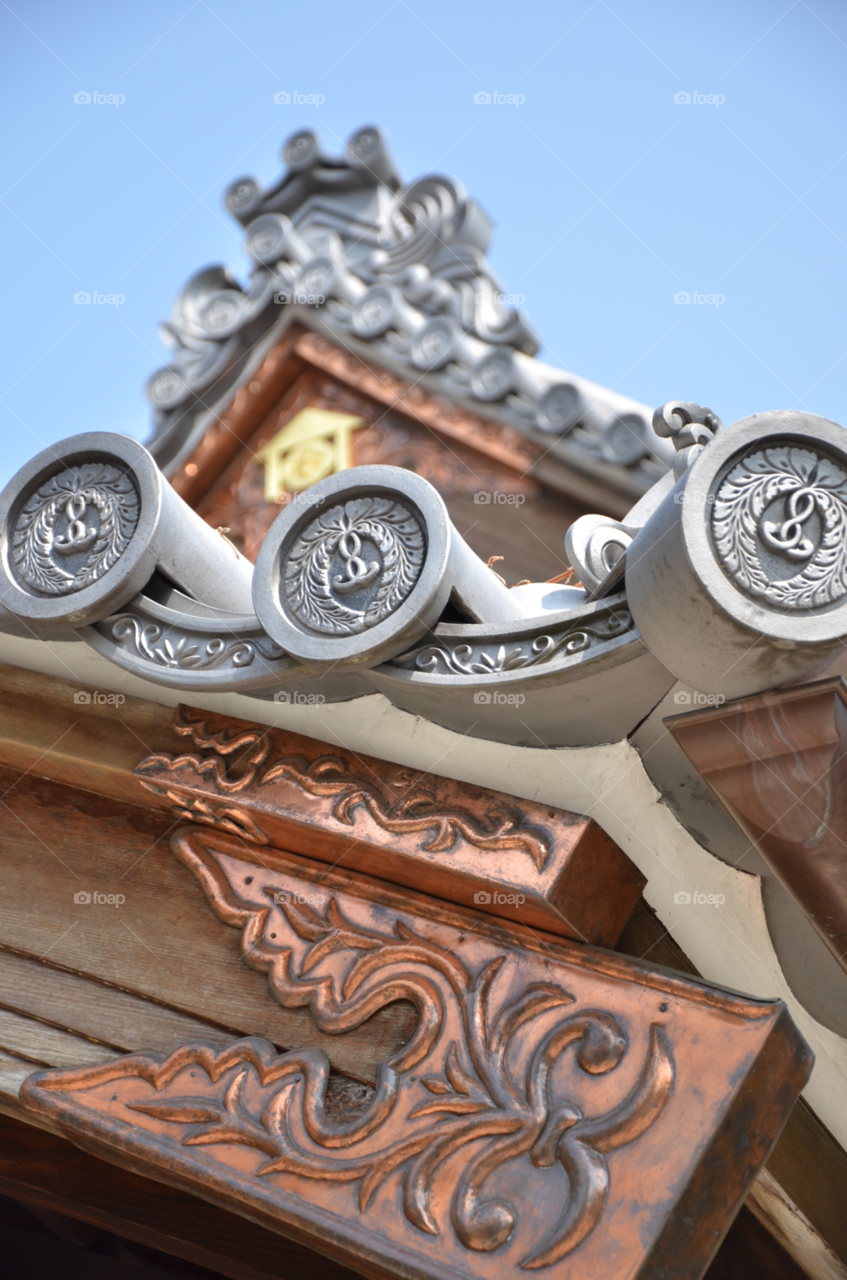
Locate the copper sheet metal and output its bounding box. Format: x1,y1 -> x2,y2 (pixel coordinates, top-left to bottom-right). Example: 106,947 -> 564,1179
134,705 -> 645,946
22,826 -> 812,1280
667,676 -> 847,974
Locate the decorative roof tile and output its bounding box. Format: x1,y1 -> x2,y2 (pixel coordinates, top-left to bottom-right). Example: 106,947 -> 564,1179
145,125 -> 674,491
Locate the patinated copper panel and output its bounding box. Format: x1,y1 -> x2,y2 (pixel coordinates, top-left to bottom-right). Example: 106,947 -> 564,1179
134,706 -> 645,945
22,825 -> 812,1280
667,676 -> 847,974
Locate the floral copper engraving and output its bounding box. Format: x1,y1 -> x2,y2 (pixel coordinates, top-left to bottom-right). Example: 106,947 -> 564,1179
711,445 -> 847,609
136,709 -> 551,869
283,496 -> 425,635
24,826 -> 674,1269
12,463 -> 140,595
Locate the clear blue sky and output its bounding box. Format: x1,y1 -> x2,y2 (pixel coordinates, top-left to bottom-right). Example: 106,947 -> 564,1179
2,0 -> 846,488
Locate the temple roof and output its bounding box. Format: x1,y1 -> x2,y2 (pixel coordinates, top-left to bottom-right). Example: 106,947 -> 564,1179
144,124 -> 674,495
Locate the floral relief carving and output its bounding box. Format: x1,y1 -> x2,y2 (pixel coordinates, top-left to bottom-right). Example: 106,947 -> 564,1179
283,496 -> 425,636
23,826 -> 675,1269
711,445 -> 847,609
136,709 -> 552,869
12,463 -> 139,596
398,610 -> 634,676
103,613 -> 288,671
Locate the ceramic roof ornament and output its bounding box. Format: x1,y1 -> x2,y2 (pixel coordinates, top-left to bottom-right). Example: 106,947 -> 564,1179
143,125 -> 674,494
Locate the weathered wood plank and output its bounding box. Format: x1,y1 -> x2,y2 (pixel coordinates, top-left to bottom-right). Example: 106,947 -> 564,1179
0,1009 -> 120,1069
0,1051 -> 52,1131
0,948 -> 237,1055
0,765 -> 416,1084
0,659 -> 182,807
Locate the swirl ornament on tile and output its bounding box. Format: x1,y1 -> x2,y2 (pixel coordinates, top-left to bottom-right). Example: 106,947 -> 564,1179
712,446 -> 847,610
12,464 -> 139,596
283,497 -> 425,636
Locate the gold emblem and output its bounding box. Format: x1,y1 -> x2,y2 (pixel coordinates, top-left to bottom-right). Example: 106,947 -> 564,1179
255,408 -> 364,499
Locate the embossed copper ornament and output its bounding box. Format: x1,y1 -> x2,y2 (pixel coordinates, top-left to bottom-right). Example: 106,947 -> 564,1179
21,825 -> 813,1280
134,705 -> 645,945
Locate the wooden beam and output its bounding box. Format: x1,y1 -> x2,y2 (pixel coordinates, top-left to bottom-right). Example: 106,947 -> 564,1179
0,764 -> 416,1085
0,1110 -> 359,1280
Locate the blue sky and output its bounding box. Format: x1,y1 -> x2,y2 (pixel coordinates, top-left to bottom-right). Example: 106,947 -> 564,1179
2,0 -> 846,487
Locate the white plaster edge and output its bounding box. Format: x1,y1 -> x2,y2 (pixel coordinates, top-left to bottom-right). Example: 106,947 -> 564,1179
1,632 -> 845,1149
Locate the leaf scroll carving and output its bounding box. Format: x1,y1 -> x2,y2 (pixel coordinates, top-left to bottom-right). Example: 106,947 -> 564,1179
711,445 -> 847,609
283,496 -> 425,635
12,463 -> 140,596
23,826 -> 675,1269
402,610 -> 634,676
136,709 -> 551,868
